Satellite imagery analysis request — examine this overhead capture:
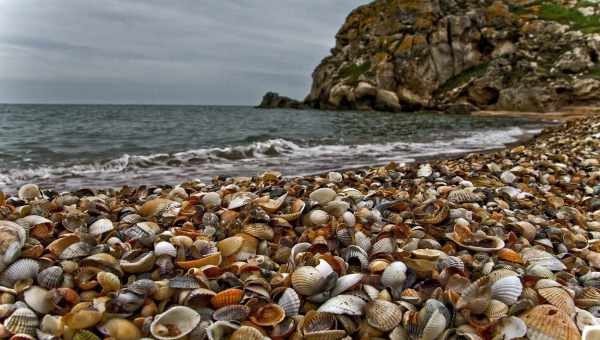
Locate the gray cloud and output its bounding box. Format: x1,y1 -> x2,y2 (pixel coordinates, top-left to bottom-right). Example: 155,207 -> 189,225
0,0 -> 367,105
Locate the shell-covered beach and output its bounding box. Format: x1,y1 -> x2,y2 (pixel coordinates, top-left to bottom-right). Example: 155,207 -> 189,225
0,114 -> 598,339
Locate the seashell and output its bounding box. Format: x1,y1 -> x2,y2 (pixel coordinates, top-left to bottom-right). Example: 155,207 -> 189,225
342,245 -> 368,270
497,248 -> 524,264
154,241 -> 177,258
72,330 -> 101,340
169,276 -> 200,289
331,273 -> 363,296
59,242 -> 92,260
370,237 -> 395,255
127,279 -> 157,296
213,304 -> 250,322
310,188 -> 337,205
521,248 -> 566,271
276,199 -> 305,221
301,310 -> 337,334
420,308 -> 448,340
63,305 -> 103,329
380,261 -> 407,296
139,198 -> 176,217
123,222 -> 160,242
206,320 -> 240,340
318,294 -> 367,316
227,192 -> 256,210
537,286 -> 576,317
365,300 -> 403,332
490,273 -> 523,305
0,259 -> 39,287
414,199 -> 448,225
97,271 -> 120,294
201,192 -> 222,208
243,223 -> 274,241
417,163 -> 433,177
37,266 -> 64,289
210,288 -> 243,308
88,219 -> 113,236
306,209 -> 330,226
446,231 -> 505,252
230,326 -> 268,340
448,189 -> 483,203
494,316 -> 527,339
176,252 -> 222,269
46,235 -> 80,256
457,276 -> 492,314
485,299 -> 508,320
353,231 -> 371,252
324,200 -> 349,217
343,211 -> 356,227
121,251 -> 156,273
150,306 -> 201,340
40,315 -> 63,336
98,318 -> 142,340
4,308 -> 39,336
291,266 -> 324,296
509,221 -> 537,241
217,236 -> 243,257
18,184 -> 41,201
23,286 -> 52,314
277,287 -> 301,317
250,303 -> 286,326
334,228 -> 352,247
520,304 -> 580,340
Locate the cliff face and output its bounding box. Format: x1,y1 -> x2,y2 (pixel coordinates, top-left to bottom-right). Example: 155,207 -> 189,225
260,0 -> 600,112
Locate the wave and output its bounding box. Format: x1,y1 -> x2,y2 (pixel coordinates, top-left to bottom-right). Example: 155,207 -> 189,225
0,126 -> 540,190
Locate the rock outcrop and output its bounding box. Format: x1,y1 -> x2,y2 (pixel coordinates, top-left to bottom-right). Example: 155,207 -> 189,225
259,0 -> 600,112
257,92 -> 306,109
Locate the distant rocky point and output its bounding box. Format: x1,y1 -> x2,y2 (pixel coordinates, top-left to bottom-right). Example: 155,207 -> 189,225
259,0 -> 600,113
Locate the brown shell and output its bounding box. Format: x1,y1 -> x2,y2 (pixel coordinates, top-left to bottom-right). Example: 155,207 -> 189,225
365,300 -> 403,332
210,288 -> 243,309
213,304 -> 250,322
250,303 -> 286,326
537,287 -> 576,317
176,252 -> 222,269
519,304 -> 580,340
497,248 -> 524,264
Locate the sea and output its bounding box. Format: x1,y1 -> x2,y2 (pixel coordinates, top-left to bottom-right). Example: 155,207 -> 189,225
0,104 -> 552,191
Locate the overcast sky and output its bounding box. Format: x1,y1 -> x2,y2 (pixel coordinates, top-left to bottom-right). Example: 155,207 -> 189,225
0,0 -> 366,105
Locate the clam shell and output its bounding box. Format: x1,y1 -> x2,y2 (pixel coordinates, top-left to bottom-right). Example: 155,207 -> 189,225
490,274 -> 523,305
520,304 -> 580,340
127,279 -> 157,296
37,266 -> 64,289
206,320 -> 240,340
88,219 -> 113,236
448,189 -> 483,203
18,184 -> 41,201
121,252 -> 156,273
381,261 -> 407,292
59,242 -> 92,260
201,192 -> 222,208
485,299 -> 508,320
169,276 -> 201,289
40,315 -> 63,336
331,273 -> 364,296
370,237 -> 395,255
342,245 -> 368,270
420,308 -> 447,340
217,236 -> 243,257
538,286 -> 576,317
521,248 -> 566,271
291,266 -> 324,296
301,310 -> 337,333
227,192 -> 256,210
139,198 -> 176,217
73,330 -> 101,340
99,318 -> 142,340
150,306 -> 201,340
306,209 -> 330,226
97,271 -> 120,293
154,241 -> 177,258
365,300 -> 403,332
277,287 -> 301,317
213,304 -> 250,322
250,303 -> 286,326
4,308 -> 38,336
243,223 -> 274,241
353,231 -> 371,252
63,306 -> 103,329
0,259 -> 39,287
210,288 -> 243,308
318,294 -> 367,316
230,326 -> 268,340
176,252 -> 221,269
309,188 -> 337,205
446,233 -> 505,252
23,286 -> 52,314
494,316 -> 527,340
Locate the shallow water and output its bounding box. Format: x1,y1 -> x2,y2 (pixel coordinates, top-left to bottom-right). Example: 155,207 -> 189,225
0,104 -> 550,191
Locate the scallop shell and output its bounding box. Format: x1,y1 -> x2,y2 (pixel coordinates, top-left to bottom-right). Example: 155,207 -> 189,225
37,266 -> 64,289
213,304 -> 250,322
150,306 -> 201,340
210,288 -> 243,309
342,245 -> 369,270
230,326 -> 268,340
420,308 -> 448,340
318,294 -> 367,316
485,299 -> 508,320
448,189 -> 483,203
519,304 -> 580,340
88,219 -> 113,236
370,237 -> 395,255
18,184 -> 41,201
365,300 -> 403,332
250,303 -> 286,326
23,286 -> 52,314
538,286 -> 576,317
490,274 -> 523,305
521,248 -> 566,271
154,241 -> 177,258
381,261 -> 407,294
0,258 -> 39,287
331,273 -> 363,296
291,266 -> 324,296
277,287 -> 301,317
99,318 -> 142,340
3,308 -> 38,336
309,188 -> 337,205
243,223 -> 274,241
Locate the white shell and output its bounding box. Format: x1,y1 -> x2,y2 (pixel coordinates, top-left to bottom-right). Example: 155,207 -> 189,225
206,320 -> 239,340
202,192 -> 221,208
521,248 -> 566,271
343,211 -> 356,227
309,188 -> 337,205
24,286 -> 52,314
324,200 -> 350,217
154,241 -> 177,258
0,258 -> 39,287
307,209 -> 329,226
494,316 -> 527,340
417,164 -> 433,177
318,294 -> 367,316
420,309 -> 447,340
18,183 -> 41,201
89,219 -> 114,236
150,306 -> 201,340
15,215 -> 52,228
491,275 -> 523,305
277,288 -> 301,317
331,273 -> 364,296
381,261 -> 407,290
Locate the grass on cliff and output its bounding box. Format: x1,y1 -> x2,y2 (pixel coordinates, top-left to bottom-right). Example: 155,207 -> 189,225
438,62 -> 490,93
538,2 -> 600,33
339,61 -> 372,84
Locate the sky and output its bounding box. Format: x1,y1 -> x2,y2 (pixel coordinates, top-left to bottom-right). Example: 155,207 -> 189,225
0,0 -> 367,105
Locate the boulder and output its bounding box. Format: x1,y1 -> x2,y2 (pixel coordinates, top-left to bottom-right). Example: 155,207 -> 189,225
573,78 -> 600,100
555,47 -> 593,73
496,87 -> 556,112
374,89 -> 402,112
257,92 -> 305,109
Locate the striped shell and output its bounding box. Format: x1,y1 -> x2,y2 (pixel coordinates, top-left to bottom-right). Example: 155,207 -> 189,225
243,223 -> 274,241
318,294 -> 367,316
88,219 -> 113,236
490,273 -> 523,305
154,241 -> 177,258
210,288 -> 243,309
250,303 -> 286,326
521,248 -> 566,271
168,276 -> 200,289
37,266 -> 64,289
519,304 -> 580,340
230,326 -> 268,340
291,266 -> 324,296
59,242 -> 92,260
537,286 -> 576,317
3,308 -> 38,336
217,236 -> 243,257
448,189 -> 483,203
486,299 -> 509,320
213,304 -> 250,322
365,300 -> 403,332
0,258 -> 39,287
23,286 -> 52,314
277,287 -> 301,317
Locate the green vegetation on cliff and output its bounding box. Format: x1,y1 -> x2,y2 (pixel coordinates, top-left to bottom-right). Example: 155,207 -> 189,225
539,2 -> 600,33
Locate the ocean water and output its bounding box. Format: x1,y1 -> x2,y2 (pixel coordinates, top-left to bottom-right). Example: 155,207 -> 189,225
0,104 -> 550,191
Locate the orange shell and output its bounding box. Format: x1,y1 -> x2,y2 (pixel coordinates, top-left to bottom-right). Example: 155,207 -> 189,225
46,234 -> 80,256
519,304 -> 580,340
176,253 -> 222,269
250,303 -> 286,326
497,248 -> 524,264
210,288 -> 243,309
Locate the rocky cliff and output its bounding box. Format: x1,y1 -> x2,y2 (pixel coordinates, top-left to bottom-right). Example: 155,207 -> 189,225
259,0 -> 600,112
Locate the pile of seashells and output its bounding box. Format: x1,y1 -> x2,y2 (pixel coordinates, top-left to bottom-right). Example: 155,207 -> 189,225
0,116 -> 599,340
